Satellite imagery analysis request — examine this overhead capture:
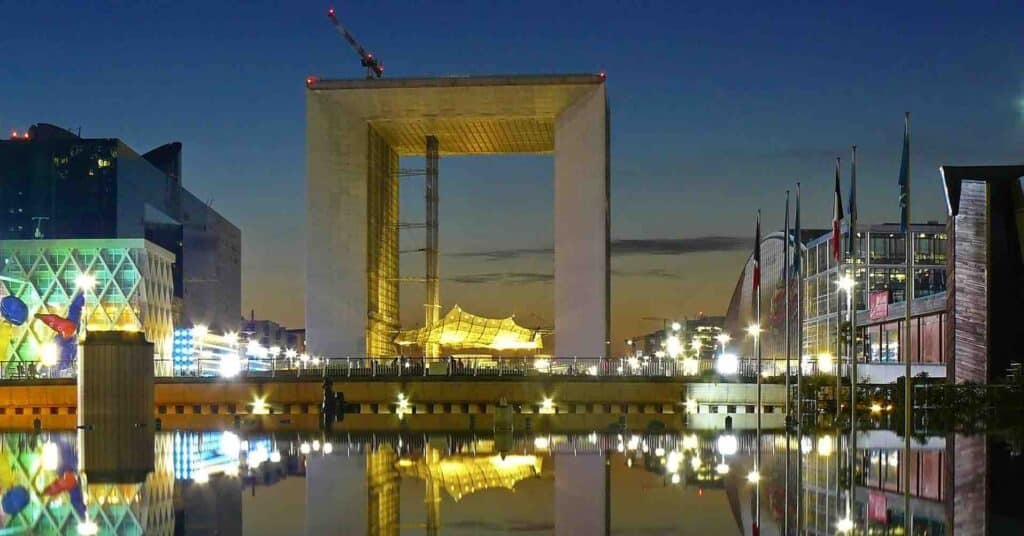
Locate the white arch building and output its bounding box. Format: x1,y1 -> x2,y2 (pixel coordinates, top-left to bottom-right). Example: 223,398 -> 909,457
306,74 -> 610,358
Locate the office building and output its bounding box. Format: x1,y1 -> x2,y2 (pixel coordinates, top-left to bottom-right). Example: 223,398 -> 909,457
0,123 -> 240,332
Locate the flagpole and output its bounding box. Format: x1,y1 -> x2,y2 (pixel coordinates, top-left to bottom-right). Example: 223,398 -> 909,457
901,112 -> 914,534
795,182 -> 804,534
755,208 -> 762,536
831,155 -> 843,521
848,145 -> 858,530
783,190 -> 791,536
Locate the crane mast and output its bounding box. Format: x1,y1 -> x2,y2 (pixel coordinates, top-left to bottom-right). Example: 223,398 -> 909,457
326,7 -> 383,79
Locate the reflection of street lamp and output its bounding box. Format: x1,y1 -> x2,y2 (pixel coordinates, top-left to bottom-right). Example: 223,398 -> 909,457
745,324 -> 761,338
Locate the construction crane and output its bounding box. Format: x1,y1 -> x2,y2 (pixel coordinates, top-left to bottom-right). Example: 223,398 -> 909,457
326,7 -> 384,79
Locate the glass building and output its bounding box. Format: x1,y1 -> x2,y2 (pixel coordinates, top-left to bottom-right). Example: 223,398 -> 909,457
801,223 -> 947,381
0,123 -> 240,333
726,222 -> 948,382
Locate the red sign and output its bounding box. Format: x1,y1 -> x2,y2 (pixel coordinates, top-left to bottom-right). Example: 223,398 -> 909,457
869,290 -> 889,321
868,491 -> 888,523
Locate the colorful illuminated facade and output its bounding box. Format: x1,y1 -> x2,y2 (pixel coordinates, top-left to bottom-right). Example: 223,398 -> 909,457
0,239 -> 175,369
394,305 -> 543,356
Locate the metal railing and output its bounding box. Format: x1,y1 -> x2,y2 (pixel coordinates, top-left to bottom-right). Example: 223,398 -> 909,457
0,357 -> 798,382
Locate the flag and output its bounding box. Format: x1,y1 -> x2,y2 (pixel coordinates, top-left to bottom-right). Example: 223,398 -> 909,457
832,157 -> 844,261
792,182 -> 801,278
847,146 -> 858,257
752,211 -> 761,293
898,113 -> 910,232
782,191 -> 790,282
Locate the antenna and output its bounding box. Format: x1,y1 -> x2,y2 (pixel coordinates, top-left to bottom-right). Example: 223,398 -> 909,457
31,216 -> 49,239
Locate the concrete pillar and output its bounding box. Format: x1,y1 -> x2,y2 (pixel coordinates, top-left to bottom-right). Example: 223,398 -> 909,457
78,331 -> 154,481
555,453 -> 609,536
306,97 -> 369,357
554,84 -> 609,358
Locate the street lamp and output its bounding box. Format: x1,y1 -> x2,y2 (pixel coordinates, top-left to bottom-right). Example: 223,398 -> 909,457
745,324 -> 760,338
671,321 -> 681,332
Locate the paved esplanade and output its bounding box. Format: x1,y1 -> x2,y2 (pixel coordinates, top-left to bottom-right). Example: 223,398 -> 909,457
306,74 -> 610,358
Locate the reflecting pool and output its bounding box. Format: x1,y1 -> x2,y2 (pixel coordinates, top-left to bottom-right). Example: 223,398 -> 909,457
0,428 -> 1020,534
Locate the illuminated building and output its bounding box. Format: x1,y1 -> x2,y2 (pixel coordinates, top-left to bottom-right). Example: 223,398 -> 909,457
0,123 -> 240,333
393,305 -> 543,356
0,239 -> 175,368
307,74 -> 609,358
0,432 -> 174,535
725,223 -> 948,382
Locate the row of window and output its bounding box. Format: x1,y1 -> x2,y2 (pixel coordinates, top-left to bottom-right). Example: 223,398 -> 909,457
804,232 -> 947,276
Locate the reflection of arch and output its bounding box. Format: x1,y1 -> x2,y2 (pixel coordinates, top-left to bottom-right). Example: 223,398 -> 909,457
396,451 -> 543,502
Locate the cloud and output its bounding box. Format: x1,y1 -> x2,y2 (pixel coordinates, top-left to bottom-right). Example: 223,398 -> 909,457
447,236 -> 748,262
611,236 -> 748,256
447,272 -> 553,284
611,268 -> 684,280
447,247 -> 554,261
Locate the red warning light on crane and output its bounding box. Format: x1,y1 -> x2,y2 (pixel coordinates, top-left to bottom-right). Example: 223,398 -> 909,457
306,76 -> 318,87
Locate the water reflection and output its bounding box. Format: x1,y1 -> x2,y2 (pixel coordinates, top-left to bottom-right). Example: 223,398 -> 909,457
0,428 -> 1019,534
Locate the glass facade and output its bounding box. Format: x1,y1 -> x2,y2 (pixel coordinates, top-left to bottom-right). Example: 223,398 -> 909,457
0,137 -> 119,239
800,224 -> 947,370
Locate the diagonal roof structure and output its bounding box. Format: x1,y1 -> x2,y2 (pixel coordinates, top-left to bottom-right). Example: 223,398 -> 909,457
394,305 -> 542,351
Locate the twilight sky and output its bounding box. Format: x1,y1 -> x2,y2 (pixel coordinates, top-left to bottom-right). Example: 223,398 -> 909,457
2,1 -> 1022,351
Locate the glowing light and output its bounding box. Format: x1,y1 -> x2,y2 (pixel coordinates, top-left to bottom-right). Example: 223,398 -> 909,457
394,393 -> 411,419
682,357 -> 699,376
684,398 -> 698,414
269,345 -> 281,356
76,519 -> 99,535
285,348 -> 297,359
223,331 -> 238,345
870,402 -> 883,414
715,333 -> 731,346
312,440 -> 321,451
323,442 -> 333,454
666,335 -> 683,358
690,338 -> 702,352
717,353 -> 739,375
42,441 -> 60,471
193,469 -> 209,484
39,342 -> 59,367
533,358 -> 551,371
533,436 -> 550,450
682,434 -> 699,450
690,456 -> 702,471
251,395 -> 269,415
299,353 -> 310,363
746,470 -> 760,483
220,431 -> 241,456
74,273 -> 97,291
655,447 -> 666,457
717,435 -> 738,456
818,353 -> 834,373
192,324 -> 209,340
836,518 -> 854,532
299,442 -> 311,455
671,473 -> 681,484
220,352 -> 241,378
666,451 -> 681,473
817,436 -> 834,457
837,274 -> 855,292
627,435 -> 640,451
249,447 -> 269,466
715,463 -> 730,475
746,324 -> 761,337
540,397 -> 555,414
801,437 -> 813,454
270,451 -> 282,463
586,365 -> 598,376
671,321 -> 681,332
